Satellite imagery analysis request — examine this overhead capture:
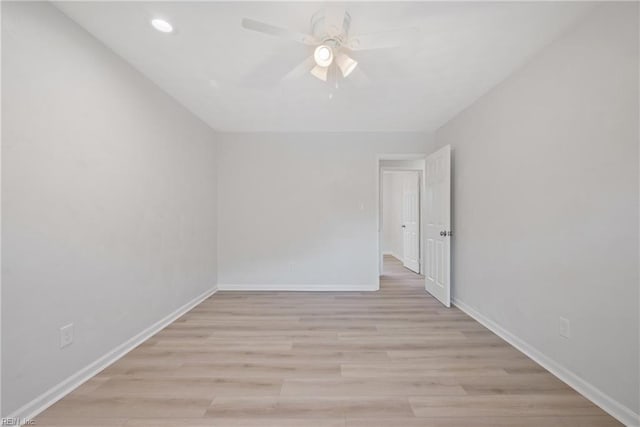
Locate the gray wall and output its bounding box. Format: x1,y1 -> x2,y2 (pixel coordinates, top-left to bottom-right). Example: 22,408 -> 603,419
435,3 -> 639,416
217,132 -> 433,289
2,2 -> 218,415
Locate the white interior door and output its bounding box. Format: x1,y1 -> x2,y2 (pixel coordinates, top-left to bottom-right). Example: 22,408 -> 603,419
402,172 -> 420,273
424,145 -> 451,307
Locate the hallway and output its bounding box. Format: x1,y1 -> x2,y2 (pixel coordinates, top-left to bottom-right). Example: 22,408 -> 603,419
381,254 -> 424,291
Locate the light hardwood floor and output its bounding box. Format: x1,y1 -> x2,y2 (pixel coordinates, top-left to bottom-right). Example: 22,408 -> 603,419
35,256 -> 621,426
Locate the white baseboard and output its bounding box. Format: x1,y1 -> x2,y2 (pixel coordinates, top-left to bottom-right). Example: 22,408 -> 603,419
8,286 -> 218,425
452,297 -> 639,427
218,283 -> 378,292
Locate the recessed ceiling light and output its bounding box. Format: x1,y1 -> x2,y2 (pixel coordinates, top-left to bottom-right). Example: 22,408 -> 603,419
151,18 -> 173,33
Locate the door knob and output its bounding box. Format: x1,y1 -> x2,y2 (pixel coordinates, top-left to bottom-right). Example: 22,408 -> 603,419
401,225 -> 406,228
440,231 -> 445,236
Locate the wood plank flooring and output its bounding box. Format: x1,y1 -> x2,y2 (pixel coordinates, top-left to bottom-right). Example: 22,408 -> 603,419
34,256 -> 621,426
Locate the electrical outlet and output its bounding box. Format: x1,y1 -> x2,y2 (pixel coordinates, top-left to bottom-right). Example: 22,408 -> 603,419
60,323 -> 74,348
559,317 -> 570,339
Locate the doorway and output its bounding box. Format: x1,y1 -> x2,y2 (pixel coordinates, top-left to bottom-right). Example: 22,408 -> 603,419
377,147 -> 452,307
378,156 -> 426,283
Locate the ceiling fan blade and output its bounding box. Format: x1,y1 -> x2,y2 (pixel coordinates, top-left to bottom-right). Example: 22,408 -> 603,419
241,18 -> 316,45
310,65 -> 328,82
347,27 -> 419,51
283,56 -> 316,81
335,52 -> 358,78
324,5 -> 346,37
240,45 -> 310,88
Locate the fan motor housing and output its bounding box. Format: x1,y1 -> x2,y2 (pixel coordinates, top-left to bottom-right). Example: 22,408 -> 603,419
311,9 -> 351,45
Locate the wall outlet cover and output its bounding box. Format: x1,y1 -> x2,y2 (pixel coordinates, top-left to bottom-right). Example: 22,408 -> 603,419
559,317 -> 570,339
60,323 -> 74,348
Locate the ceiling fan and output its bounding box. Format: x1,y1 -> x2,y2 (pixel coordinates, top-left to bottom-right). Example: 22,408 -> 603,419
241,6 -> 418,83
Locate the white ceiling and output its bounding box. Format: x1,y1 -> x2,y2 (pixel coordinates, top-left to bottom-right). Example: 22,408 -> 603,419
54,1 -> 593,132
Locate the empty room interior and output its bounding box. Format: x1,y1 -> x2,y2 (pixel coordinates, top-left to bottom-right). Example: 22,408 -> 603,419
2,1 -> 639,426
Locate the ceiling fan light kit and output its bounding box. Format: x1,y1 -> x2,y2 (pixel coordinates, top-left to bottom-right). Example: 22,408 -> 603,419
310,64 -> 329,82
241,7 -> 417,85
336,52 -> 358,78
313,45 -> 334,67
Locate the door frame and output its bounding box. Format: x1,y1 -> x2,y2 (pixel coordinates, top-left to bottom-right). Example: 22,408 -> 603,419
376,154 -> 426,289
